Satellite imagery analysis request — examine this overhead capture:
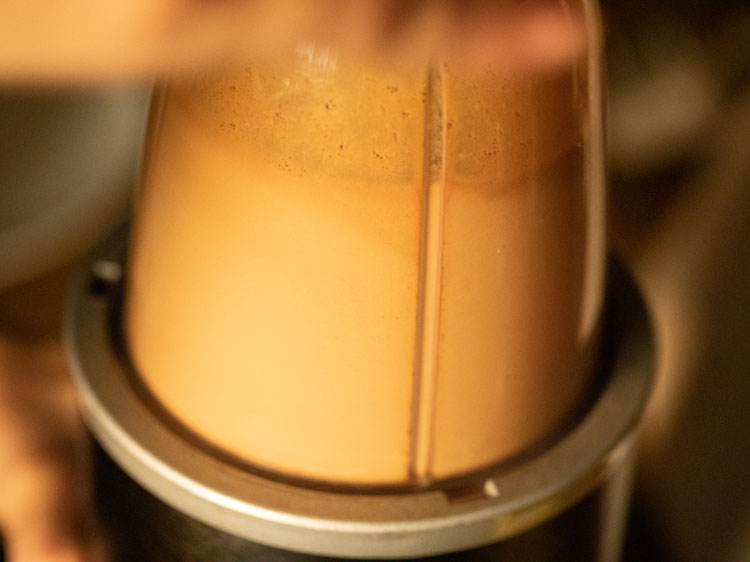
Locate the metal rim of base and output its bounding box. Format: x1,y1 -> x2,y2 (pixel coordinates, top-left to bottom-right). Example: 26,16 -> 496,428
64,226 -> 652,559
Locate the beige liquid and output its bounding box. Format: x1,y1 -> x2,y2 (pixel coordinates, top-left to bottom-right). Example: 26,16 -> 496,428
125,51 -> 604,486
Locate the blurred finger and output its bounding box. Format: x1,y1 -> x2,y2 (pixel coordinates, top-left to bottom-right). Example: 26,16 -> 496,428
0,0 -> 588,84
0,338 -> 104,562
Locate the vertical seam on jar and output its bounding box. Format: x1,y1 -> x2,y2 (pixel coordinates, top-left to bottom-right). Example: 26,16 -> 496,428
409,63 -> 446,483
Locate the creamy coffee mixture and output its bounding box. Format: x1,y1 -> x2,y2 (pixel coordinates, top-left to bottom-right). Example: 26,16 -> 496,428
125,48 -> 604,486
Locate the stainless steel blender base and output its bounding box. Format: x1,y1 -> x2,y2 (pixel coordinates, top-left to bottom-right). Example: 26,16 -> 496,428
65,226 -> 652,561
91,435 -> 634,562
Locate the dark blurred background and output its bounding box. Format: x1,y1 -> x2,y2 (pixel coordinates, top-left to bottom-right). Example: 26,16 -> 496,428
604,1 -> 750,561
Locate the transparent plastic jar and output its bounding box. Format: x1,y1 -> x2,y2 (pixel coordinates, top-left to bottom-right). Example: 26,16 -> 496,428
124,0 -> 605,488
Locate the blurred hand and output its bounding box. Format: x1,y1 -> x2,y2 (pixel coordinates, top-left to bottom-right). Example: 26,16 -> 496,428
0,337 -> 103,562
0,0 -> 586,83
